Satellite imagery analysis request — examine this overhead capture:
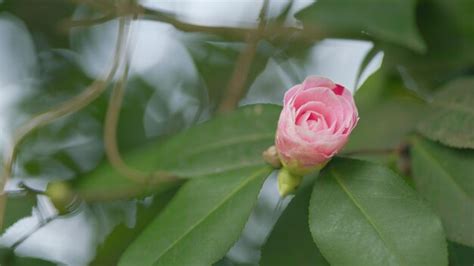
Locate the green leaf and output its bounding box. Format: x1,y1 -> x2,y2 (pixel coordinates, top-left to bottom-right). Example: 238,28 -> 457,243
152,104 -> 279,177
2,0 -> 75,48
433,0 -> 474,45
346,72 -> 426,152
73,104 -> 280,201
119,166 -> 271,266
417,78 -> 474,149
296,0 -> 425,52
90,189 -> 178,265
411,136 -> 474,247
214,258 -> 257,266
448,241 -> 474,266
309,158 -> 447,266
260,186 -> 328,266
380,1 -> 474,95
2,193 -> 36,234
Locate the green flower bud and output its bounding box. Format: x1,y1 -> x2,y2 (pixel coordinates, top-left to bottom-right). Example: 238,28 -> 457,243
46,181 -> 78,215
277,167 -> 303,197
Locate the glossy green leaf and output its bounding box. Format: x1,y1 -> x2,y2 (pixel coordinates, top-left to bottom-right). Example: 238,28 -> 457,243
74,104 -> 280,201
417,78 -> 474,149
296,0 -> 425,51
150,104 -> 279,177
119,166 -> 271,266
411,137 -> 474,247
260,186 -> 328,266
91,189 -> 178,265
310,158 -> 447,266
2,193 -> 36,234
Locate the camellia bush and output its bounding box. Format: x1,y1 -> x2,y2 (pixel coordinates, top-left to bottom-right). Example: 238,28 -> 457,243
0,0 -> 473,265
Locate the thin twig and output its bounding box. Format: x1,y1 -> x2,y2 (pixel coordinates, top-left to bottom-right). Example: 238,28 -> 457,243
217,0 -> 270,113
142,7 -> 250,41
141,5 -> 323,43
65,4 -> 323,44
104,16 -> 177,184
104,60 -> 177,184
60,13 -> 115,31
62,0 -> 142,30
0,17 -> 130,230
104,44 -> 149,182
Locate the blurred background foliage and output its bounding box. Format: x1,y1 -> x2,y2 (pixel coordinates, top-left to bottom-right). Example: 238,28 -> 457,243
0,0 -> 473,265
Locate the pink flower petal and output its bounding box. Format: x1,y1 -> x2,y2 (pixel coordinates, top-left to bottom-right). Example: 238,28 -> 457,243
275,76 -> 359,175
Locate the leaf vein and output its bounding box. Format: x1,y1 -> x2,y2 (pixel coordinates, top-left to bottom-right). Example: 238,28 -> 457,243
331,169 -> 407,265
175,132 -> 274,159
414,142 -> 473,201
153,167 -> 270,263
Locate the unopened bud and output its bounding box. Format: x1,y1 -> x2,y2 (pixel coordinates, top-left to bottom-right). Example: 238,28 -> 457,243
263,145 -> 282,168
46,181 -> 79,215
277,167 -> 303,197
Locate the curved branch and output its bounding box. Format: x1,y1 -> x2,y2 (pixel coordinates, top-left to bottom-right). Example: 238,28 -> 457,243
104,16 -> 177,185
104,53 -> 149,183
104,60 -> 177,184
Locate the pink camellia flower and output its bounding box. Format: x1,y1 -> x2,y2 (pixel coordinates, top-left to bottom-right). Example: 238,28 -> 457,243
275,76 -> 359,176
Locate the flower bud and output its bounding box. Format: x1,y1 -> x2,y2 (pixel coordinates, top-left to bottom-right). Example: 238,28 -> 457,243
277,167 -> 303,197
262,145 -> 282,168
275,76 -> 359,176
46,181 -> 79,214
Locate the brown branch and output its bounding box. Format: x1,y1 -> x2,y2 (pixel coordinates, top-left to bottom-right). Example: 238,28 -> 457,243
141,7 -> 250,41
64,4 -> 323,44
0,17 -> 130,230
104,16 -> 177,185
141,5 -> 324,43
216,35 -> 260,112
104,64 -> 177,184
60,13 -> 116,31
104,59 -> 149,182
216,0 -> 269,113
